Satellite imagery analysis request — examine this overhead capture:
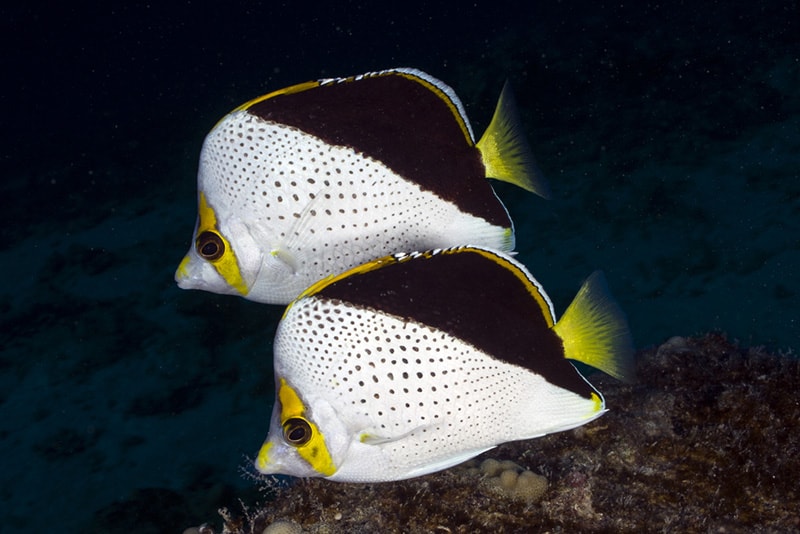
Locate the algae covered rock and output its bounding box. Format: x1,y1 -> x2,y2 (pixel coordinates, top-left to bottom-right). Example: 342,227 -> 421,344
476,458 -> 548,503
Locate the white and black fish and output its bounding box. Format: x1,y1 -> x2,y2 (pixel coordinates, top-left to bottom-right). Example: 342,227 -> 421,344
255,246 -> 635,482
175,68 -> 549,304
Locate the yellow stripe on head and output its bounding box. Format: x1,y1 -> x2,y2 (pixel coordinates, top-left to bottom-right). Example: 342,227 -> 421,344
255,442 -> 274,471
175,254 -> 191,280
196,193 -> 249,295
278,377 -> 309,418
276,378 -> 336,476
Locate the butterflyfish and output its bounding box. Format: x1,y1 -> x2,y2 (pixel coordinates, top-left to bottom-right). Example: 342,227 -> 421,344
175,68 -> 549,304
255,246 -> 635,482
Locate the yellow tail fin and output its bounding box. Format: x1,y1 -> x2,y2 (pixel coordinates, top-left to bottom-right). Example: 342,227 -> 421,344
475,82 -> 550,199
552,271 -> 636,383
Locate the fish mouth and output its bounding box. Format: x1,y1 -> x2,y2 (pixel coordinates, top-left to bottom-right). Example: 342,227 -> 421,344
174,272 -> 198,290
174,251 -> 256,297
174,254 -> 194,287
173,254 -> 221,292
174,265 -> 207,291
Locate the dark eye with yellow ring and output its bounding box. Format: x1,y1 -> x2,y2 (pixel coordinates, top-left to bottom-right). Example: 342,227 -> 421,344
196,231 -> 224,261
283,417 -> 312,446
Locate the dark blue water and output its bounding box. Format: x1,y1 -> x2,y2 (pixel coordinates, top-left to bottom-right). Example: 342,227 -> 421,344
1,2 -> 797,532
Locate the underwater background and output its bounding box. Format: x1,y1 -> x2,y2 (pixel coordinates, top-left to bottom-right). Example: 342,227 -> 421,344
1,2 -> 797,532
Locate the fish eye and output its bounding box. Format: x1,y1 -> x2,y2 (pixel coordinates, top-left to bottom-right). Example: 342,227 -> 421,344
196,231 -> 225,261
282,417 -> 312,446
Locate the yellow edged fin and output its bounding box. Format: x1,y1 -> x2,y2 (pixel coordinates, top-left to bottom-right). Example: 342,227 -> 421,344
475,82 -> 551,199
281,254 -> 398,319
552,271 -> 636,383
209,80 -> 323,131
234,80 -> 321,113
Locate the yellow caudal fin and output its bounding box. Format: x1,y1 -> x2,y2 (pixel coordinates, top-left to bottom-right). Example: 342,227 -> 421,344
475,82 -> 551,199
552,271 -> 636,383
